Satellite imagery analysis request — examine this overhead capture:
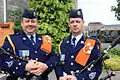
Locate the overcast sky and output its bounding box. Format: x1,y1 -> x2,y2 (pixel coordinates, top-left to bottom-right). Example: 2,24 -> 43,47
78,0 -> 120,25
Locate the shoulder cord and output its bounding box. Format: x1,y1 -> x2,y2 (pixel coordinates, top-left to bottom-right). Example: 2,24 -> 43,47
6,35 -> 16,55
58,41 -> 63,54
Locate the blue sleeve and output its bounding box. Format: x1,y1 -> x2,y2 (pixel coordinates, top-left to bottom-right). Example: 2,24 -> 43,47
45,48 -> 58,70
54,54 -> 64,80
75,63 -> 102,80
0,37 -> 27,77
0,54 -> 27,77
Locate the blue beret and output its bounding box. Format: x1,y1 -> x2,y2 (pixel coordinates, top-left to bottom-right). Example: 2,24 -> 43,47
69,9 -> 83,19
22,8 -> 37,19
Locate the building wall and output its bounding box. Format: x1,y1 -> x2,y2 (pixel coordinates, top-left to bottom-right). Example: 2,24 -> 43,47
74,0 -> 78,9
0,0 -> 4,22
85,22 -> 104,32
0,0 -> 28,22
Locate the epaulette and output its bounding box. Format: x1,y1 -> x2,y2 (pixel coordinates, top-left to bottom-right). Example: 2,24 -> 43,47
75,38 -> 96,66
86,37 -> 102,52
40,35 -> 52,54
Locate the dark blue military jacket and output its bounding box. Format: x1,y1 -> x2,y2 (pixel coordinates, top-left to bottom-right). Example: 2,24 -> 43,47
0,30 -> 58,77
55,35 -> 102,80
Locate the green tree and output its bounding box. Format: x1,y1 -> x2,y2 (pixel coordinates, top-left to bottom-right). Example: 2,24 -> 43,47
111,0 -> 120,20
27,0 -> 75,53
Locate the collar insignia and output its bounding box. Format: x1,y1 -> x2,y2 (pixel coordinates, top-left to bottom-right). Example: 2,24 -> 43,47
5,61 -> 13,68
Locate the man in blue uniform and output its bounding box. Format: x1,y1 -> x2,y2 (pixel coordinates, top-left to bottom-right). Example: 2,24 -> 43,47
0,8 -> 58,80
55,9 -> 102,80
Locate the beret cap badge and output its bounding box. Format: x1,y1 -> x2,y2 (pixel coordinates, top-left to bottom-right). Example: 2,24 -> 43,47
77,10 -> 81,16
33,11 -> 36,17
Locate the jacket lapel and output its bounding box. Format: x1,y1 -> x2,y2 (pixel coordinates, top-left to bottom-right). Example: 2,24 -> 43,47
62,34 -> 87,54
73,35 -> 86,53
19,31 -> 35,49
35,34 -> 42,49
63,36 -> 73,54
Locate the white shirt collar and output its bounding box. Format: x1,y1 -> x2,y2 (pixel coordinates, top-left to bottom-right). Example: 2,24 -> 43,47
71,33 -> 83,46
27,33 -> 36,43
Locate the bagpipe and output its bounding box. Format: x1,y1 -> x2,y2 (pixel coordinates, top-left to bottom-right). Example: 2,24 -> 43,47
75,36 -> 120,80
0,47 -> 43,80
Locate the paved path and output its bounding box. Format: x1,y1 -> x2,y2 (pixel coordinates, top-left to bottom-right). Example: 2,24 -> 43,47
99,71 -> 120,80
101,43 -> 120,49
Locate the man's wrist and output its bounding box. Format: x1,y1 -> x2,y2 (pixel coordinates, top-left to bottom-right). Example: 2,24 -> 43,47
25,63 -> 29,71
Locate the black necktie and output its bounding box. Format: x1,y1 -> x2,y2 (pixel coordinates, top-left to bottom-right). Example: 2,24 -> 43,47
30,35 -> 35,45
72,37 -> 76,48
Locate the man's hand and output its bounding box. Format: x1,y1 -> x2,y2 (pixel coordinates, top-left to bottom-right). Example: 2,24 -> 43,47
64,75 -> 77,80
25,60 -> 48,75
25,60 -> 38,72
59,76 -> 67,80
59,75 -> 77,80
29,62 -> 48,75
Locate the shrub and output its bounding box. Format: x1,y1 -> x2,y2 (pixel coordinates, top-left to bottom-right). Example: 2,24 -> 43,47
104,48 -> 120,71
27,0 -> 75,53
7,8 -> 22,33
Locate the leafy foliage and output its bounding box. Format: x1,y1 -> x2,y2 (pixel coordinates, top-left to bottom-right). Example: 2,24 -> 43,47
108,48 -> 120,56
27,0 -> 75,53
104,48 -> 120,71
104,58 -> 120,71
7,8 -> 22,33
111,0 -> 120,20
